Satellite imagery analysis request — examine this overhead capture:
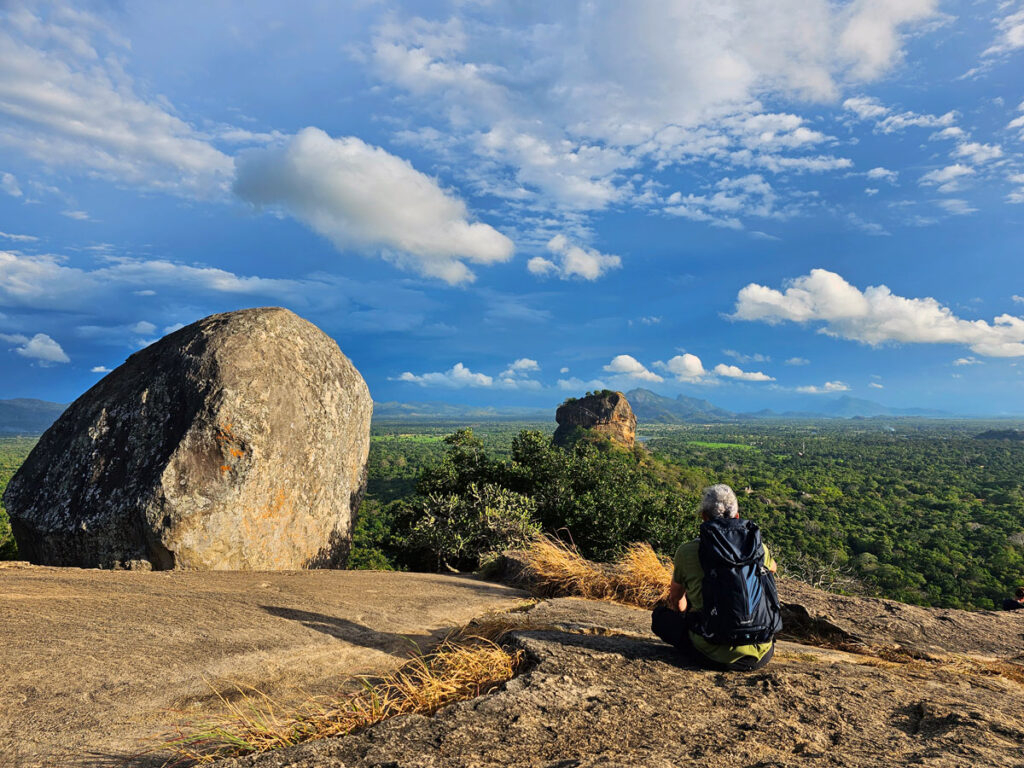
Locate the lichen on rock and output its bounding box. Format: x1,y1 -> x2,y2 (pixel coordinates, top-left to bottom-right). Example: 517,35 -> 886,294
3,307 -> 372,570
553,390 -> 637,449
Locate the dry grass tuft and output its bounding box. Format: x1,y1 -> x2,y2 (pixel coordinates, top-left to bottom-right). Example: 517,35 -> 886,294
154,632 -> 524,766
522,536 -> 671,609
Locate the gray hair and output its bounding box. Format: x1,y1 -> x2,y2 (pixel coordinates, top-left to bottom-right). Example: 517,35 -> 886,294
699,484 -> 739,519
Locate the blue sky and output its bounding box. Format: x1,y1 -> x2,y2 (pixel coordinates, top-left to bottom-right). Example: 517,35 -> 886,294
1,1 -> 1023,414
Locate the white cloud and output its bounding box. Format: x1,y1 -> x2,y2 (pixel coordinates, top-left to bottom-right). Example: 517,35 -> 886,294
91,365 -> 111,373
865,188 -> 879,196
953,356 -> 982,366
393,362 -> 493,388
712,363 -> 775,382
797,380 -> 850,394
131,321 -> 156,335
640,316 -> 661,325
1013,295 -> 1024,304
558,377 -> 608,392
936,198 -> 977,216
0,231 -> 38,242
866,166 -> 898,183
723,349 -> 770,364
61,210 -> 90,221
868,381 -> 884,389
500,358 -> 540,378
371,3 -> 940,227
785,357 -> 810,365
0,8 -> 233,196
603,354 -> 663,382
0,333 -> 29,344
952,142 -> 1002,164
529,235 -> 621,281
559,367 -> 570,374
14,333 -> 69,365
919,164 -> 974,193
734,268 -> 1024,357
983,6 -> 1024,56
1,172 -> 21,197
234,128 -> 513,284
654,353 -> 707,382
844,96 -> 958,135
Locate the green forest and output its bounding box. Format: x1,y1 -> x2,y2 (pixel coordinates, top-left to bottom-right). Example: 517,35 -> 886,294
355,420 -> 1024,610
4,419 -> 1024,610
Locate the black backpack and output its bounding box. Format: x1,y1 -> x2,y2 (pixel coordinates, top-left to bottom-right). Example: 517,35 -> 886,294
693,517 -> 783,645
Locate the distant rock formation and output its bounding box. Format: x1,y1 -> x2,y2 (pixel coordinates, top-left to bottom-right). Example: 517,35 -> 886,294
553,390 -> 636,449
4,307 -> 372,570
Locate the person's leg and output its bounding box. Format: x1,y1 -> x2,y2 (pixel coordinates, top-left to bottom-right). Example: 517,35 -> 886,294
722,642 -> 775,672
651,605 -> 690,649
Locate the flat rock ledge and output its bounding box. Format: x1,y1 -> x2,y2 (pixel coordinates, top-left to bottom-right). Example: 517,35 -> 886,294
222,597 -> 1024,768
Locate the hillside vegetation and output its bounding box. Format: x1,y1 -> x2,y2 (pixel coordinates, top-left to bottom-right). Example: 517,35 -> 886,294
356,421 -> 1024,610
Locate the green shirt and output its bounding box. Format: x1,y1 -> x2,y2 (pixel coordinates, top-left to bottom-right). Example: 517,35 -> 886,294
672,537 -> 776,665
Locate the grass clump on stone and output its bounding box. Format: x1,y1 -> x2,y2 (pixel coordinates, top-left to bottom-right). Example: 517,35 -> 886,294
156,631 -> 525,765
522,536 -> 672,609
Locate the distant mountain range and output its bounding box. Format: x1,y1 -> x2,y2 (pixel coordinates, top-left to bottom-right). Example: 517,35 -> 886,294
0,399 -> 66,435
0,391 -> 958,435
624,389 -> 951,422
372,400 -> 552,421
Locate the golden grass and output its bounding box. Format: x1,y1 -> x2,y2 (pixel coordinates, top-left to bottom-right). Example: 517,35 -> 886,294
521,536 -> 672,609
154,632 -> 524,766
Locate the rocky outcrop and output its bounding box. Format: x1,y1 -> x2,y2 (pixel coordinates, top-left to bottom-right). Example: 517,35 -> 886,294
3,307 -> 372,570
553,390 -> 636,448
223,595 -> 1024,768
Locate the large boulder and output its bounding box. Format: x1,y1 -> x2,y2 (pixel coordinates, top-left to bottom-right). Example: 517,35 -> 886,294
553,390 -> 636,449
3,307 -> 372,570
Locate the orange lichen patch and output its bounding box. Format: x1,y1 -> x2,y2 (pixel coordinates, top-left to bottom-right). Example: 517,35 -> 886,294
220,465 -> 231,473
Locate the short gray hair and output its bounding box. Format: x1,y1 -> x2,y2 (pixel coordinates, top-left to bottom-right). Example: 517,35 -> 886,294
699,484 -> 739,519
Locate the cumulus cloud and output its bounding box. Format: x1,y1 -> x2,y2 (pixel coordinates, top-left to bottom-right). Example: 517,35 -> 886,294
952,142 -> 1002,164
953,356 -> 982,366
528,235 -> 621,281
723,349 -> 770,364
797,381 -> 850,394
653,354 -> 707,382
234,128 -> 513,284
785,357 -> 810,365
91,365 -> 111,373
936,198 -> 977,216
733,268 -> 1024,357
393,362 -> 493,388
13,333 -> 70,365
983,6 -> 1024,56
371,2 -> 939,227
843,96 -> 957,134
500,358 -> 540,378
558,377 -> 608,391
866,167 -> 898,183
0,7 -> 233,196
919,164 -> 974,193
1,172 -> 21,197
0,231 -> 38,242
603,354 -> 663,382
712,363 -> 775,382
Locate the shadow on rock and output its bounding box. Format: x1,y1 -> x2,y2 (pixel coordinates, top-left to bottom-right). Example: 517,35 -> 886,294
262,605 -> 436,656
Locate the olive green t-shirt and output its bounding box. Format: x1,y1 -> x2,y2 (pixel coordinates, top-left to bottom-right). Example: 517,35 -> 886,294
672,538 -> 776,664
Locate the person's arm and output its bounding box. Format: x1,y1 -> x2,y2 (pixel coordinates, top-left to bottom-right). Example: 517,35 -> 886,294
667,579 -> 688,612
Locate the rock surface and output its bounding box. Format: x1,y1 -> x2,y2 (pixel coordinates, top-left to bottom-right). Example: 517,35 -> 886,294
0,567 -> 528,768
225,596 -> 1024,768
3,307 -> 372,570
553,391 -> 636,449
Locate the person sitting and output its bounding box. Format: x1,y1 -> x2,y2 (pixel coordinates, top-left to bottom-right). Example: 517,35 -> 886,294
652,484 -> 782,671
1002,587 -> 1024,611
